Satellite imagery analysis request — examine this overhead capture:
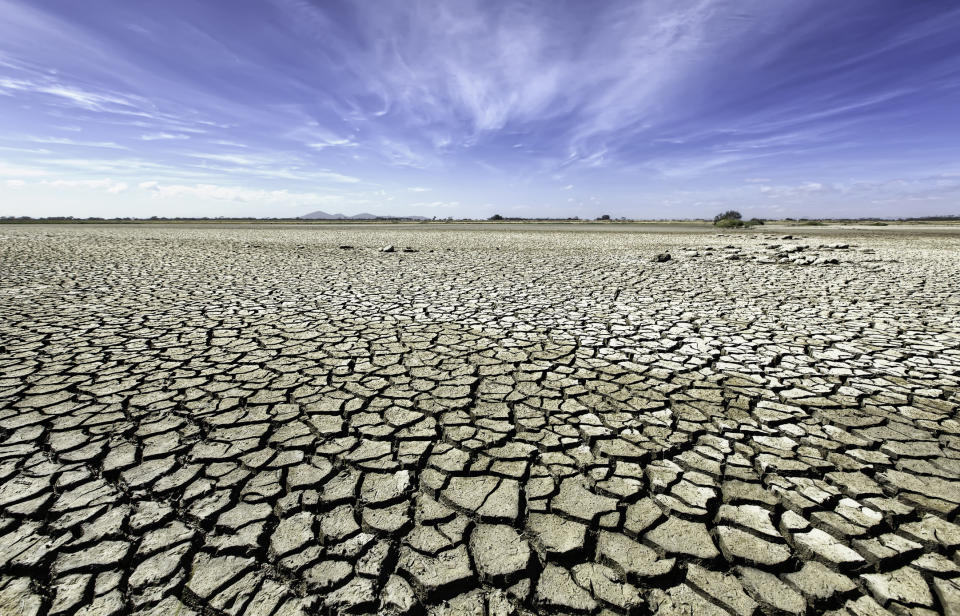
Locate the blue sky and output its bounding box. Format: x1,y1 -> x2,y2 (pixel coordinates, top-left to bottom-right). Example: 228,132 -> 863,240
1,0 -> 958,219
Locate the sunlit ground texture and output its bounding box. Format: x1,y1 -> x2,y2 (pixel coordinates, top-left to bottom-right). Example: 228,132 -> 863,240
0,223 -> 959,615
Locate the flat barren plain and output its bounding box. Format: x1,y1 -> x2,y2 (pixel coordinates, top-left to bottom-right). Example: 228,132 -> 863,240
1,223 -> 959,616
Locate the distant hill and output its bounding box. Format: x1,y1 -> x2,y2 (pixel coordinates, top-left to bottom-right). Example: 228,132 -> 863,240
301,210 -> 378,220
300,210 -> 428,221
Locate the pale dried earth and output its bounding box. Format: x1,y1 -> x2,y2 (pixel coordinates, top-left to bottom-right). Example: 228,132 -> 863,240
0,223 -> 959,616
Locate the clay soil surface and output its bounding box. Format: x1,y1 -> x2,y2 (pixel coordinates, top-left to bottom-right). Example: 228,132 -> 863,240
1,223 -> 959,615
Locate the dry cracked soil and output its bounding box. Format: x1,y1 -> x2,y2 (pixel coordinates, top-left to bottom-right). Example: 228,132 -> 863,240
0,222 -> 959,616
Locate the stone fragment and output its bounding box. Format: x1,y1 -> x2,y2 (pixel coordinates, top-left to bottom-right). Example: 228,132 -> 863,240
597,530 -> 674,580
723,480 -> 779,507
74,590 -> 125,616
362,501 -> 411,533
899,515 -> 960,550
304,559 -> 353,591
398,544 -> 474,600
623,497 -> 662,536
645,517 -> 719,559
361,470 -> 410,505
381,574 -> 419,614
686,564 -> 759,616
784,561 -> 856,605
286,460 -> 334,490
535,563 -> 597,613
443,476 -> 520,522
551,477 -> 618,523
717,525 -> 792,566
0,474 -> 51,506
132,596 -> 200,616
270,511 -> 315,558
319,504 -> 360,541
469,524 -> 530,583
791,527 -> 865,569
571,563 -> 643,611
0,577 -> 42,616
932,578 -> 960,616
861,566 -> 933,609
129,544 -> 189,590
49,573 -> 90,616
833,595 -> 897,616
527,513 -> 588,558
52,540 -> 131,575
186,554 -> 254,600
852,533 -> 922,565
138,521 -> 194,556
736,566 -> 806,615
325,576 -> 377,612
718,503 -> 781,538
649,583 -> 728,616
881,470 -> 960,504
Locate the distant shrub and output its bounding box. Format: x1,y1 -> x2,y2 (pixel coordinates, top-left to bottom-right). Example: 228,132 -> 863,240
713,210 -> 742,224
798,220 -> 825,226
715,218 -> 745,228
489,214 -> 504,221
746,218 -> 765,226
598,214 -> 610,220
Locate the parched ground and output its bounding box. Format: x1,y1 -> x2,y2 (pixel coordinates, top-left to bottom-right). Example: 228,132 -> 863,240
0,223 -> 959,616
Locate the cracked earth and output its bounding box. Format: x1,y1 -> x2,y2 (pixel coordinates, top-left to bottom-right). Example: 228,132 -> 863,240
1,223 -> 959,616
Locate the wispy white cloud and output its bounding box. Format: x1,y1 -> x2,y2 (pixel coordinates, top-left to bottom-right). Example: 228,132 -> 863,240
42,158 -> 172,174
0,75 -> 147,113
141,132 -> 189,141
30,136 -> 128,149
137,180 -> 369,208
0,161 -> 48,177
377,139 -> 430,168
41,178 -> 129,193
183,152 -> 362,183
141,182 -> 310,203
186,152 -> 263,166
307,138 -> 357,150
0,0 -> 957,218
312,171 -> 360,184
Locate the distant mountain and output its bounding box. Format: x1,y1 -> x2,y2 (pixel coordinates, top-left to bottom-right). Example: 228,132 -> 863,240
301,210 -> 344,220
300,210 -> 427,221
300,210 -> 378,220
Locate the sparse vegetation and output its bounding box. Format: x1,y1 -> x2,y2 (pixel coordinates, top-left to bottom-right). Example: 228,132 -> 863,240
715,218 -> 745,228
712,212 -> 766,229
713,210 -> 742,225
